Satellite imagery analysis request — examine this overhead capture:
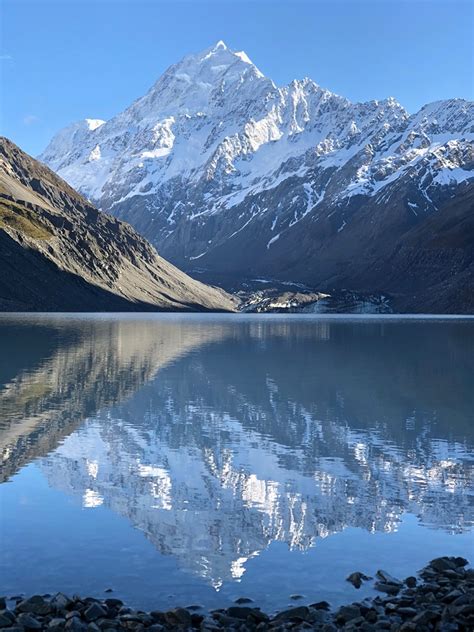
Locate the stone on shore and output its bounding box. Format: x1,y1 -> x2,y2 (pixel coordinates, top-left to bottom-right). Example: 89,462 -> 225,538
0,556 -> 472,631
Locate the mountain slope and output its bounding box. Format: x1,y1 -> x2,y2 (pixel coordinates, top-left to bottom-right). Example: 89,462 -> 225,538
0,137 -> 234,312
40,42 -> 474,312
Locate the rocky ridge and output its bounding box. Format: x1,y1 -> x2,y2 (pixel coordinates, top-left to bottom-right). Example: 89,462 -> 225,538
0,137 -> 234,312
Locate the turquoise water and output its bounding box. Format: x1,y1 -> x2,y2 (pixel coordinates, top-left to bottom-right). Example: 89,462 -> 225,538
0,314 -> 473,612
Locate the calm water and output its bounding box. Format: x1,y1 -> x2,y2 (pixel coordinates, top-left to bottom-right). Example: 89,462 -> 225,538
0,314 -> 473,612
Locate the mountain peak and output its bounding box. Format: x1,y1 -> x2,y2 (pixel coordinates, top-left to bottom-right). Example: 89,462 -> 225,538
212,39 -> 227,51
184,41 -> 263,78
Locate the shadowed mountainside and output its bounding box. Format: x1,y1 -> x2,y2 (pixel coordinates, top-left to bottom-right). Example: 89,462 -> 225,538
0,137 -> 235,312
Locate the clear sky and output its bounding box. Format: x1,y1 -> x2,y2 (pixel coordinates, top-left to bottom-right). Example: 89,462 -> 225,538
1,0 -> 473,156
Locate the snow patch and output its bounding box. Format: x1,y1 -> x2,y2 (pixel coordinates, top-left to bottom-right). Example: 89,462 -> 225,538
85,119 -> 105,131
88,144 -> 101,162
267,233 -> 280,249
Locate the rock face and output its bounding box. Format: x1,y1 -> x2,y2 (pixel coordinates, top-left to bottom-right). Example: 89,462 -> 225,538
40,41 -> 474,313
0,137 -> 234,312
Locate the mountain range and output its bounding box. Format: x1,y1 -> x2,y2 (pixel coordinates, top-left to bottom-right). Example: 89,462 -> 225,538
40,41 -> 474,313
0,137 -> 234,311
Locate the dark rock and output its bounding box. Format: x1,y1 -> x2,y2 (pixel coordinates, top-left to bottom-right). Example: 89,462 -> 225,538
412,609 -> 440,624
65,618 -> 88,632
453,556 -> 468,568
17,596 -> 51,616
118,614 -> 142,623
48,617 -> 66,631
234,598 -> 253,605
200,623 -> 221,632
428,557 -> 458,572
211,613 -> 241,626
346,572 -> 371,589
149,612 -> 165,624
0,614 -> 13,629
365,610 -> 378,623
51,594 -> 72,613
422,591 -> 437,603
310,601 -> 331,611
0,602 -> 5,612
375,570 -> 402,586
308,610 -> 330,625
452,593 -> 471,606
184,604 -> 202,611
0,613 -> 15,625
374,582 -> 400,595
104,590 -> 113,594
454,604 -> 474,617
121,622 -> 144,632
190,613 -> 203,626
164,608 -> 191,626
225,606 -> 254,619
65,612 -> 81,620
273,606 -> 310,622
84,604 -> 107,623
346,615 -> 367,627
289,594 -> 304,601
396,607 -> 418,617
405,576 -> 417,588
96,619 -> 117,630
227,607 -> 267,622
104,600 -> 122,609
336,604 -> 361,623
438,624 -> 461,632
442,589 -> 463,603
17,613 -> 42,630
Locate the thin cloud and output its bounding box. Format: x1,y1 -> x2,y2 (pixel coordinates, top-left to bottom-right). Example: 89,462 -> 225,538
23,114 -> 40,126
0,54 -> 13,61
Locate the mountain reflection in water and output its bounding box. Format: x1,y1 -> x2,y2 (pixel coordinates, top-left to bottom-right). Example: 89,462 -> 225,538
0,315 -> 473,592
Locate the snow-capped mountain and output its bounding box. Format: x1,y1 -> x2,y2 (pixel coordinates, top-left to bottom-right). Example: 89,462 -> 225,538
40,41 -> 474,312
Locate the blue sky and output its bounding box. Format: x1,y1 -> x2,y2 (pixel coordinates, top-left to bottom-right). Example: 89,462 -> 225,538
1,0 -> 473,156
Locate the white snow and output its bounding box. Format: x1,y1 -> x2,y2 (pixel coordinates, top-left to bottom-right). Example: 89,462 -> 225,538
39,42 -> 474,238
88,144 -> 101,161
85,118 -> 105,131
142,148 -> 171,159
433,167 -> 473,186
189,251 -> 207,260
266,233 -> 280,249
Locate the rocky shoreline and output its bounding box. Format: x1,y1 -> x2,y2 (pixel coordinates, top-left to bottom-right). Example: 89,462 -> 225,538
1,557 -> 472,631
